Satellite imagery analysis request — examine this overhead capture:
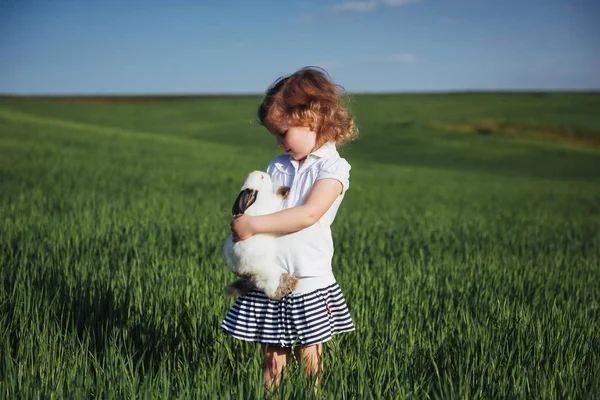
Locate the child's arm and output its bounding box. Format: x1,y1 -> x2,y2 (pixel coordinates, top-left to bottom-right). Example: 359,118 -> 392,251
231,178 -> 343,241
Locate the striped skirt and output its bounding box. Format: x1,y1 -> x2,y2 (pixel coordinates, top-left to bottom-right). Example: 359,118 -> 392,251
221,283 -> 355,347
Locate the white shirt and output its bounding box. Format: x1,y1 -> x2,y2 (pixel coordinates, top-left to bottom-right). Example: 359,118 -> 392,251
266,142 -> 351,286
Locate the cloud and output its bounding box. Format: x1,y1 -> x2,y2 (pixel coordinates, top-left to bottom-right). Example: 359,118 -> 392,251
380,0 -> 421,6
333,0 -> 378,12
332,0 -> 420,13
440,17 -> 460,26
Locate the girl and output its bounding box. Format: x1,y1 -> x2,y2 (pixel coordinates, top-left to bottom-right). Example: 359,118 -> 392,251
221,66 -> 358,394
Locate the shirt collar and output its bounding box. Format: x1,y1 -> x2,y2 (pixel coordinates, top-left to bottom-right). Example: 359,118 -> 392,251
288,141 -> 337,172
309,141 -> 337,159
277,142 -> 338,174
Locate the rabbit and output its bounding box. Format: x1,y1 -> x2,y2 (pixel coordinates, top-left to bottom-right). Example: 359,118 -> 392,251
223,170 -> 299,300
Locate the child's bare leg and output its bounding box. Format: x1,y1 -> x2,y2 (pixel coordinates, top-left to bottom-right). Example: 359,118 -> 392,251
294,344 -> 323,393
262,344 -> 290,395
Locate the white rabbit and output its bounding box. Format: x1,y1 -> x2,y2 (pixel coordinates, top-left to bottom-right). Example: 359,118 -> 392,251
223,171 -> 299,300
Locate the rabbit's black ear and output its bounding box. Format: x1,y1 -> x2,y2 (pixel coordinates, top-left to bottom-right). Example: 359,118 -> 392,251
232,189 -> 258,215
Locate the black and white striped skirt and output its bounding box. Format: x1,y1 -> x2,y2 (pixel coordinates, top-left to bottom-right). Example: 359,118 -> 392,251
221,283 -> 355,347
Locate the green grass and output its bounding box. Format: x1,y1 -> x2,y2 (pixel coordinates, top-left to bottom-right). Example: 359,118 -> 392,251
1,93 -> 599,398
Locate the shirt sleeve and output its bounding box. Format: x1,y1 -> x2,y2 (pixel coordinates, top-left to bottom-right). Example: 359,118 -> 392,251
316,157 -> 351,193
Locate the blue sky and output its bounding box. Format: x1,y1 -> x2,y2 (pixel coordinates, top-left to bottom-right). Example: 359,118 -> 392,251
1,0 -> 599,94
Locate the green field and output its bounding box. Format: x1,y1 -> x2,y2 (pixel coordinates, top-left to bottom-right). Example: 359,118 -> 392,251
1,93 -> 599,398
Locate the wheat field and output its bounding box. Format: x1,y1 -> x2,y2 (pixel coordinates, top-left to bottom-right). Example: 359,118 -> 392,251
1,93 -> 599,398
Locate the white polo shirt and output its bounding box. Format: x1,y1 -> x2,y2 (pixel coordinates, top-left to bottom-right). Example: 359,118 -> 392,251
266,142 -> 351,291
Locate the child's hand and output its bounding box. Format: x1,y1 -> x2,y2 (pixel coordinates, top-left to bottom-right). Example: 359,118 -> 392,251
231,214 -> 254,242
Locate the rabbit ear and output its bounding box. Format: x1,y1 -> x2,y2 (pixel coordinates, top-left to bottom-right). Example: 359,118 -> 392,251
232,188 -> 258,215
276,186 -> 290,199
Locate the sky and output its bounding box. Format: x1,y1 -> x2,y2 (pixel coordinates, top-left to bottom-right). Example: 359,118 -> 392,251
1,0 -> 599,94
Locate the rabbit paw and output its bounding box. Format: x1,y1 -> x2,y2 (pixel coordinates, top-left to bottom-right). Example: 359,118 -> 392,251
272,273 -> 299,300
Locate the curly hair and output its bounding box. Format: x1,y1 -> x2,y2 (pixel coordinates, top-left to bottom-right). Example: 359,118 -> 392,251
257,66 -> 358,147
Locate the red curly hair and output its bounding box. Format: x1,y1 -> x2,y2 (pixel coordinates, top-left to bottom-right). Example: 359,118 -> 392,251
257,67 -> 358,148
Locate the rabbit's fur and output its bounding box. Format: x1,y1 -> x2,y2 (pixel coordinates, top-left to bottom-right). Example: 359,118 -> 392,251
223,171 -> 299,300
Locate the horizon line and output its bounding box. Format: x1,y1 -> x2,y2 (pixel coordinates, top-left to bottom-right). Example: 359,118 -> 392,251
1,89 -> 599,99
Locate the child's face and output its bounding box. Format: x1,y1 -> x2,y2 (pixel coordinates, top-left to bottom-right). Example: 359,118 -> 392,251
274,125 -> 317,163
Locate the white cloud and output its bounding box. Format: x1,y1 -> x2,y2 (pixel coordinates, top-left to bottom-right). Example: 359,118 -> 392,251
332,0 -> 419,13
440,17 -> 459,25
333,0 -> 378,12
380,0 -> 421,6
